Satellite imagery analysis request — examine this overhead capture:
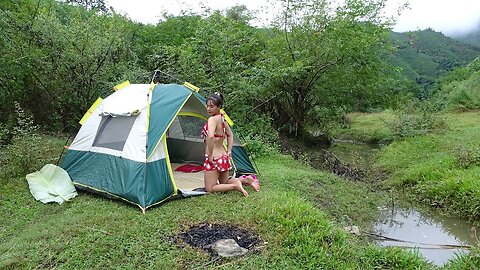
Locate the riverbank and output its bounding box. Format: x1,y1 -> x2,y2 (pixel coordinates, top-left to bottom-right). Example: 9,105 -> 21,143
336,111 -> 480,223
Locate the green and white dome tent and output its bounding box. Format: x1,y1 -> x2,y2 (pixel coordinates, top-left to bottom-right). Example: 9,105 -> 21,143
61,81 -> 257,212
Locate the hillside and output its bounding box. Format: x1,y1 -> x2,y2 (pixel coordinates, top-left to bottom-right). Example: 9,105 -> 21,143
453,23 -> 480,47
433,57 -> 480,111
388,29 -> 480,91
455,31 -> 480,47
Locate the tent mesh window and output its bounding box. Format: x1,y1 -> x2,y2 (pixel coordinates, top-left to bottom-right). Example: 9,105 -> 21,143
167,115 -> 205,163
92,115 -> 137,151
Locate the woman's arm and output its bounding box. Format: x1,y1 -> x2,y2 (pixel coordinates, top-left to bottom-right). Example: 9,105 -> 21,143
225,122 -> 233,157
206,116 -> 217,160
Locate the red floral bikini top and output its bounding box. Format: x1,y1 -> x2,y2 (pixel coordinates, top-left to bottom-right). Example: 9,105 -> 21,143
201,114 -> 226,142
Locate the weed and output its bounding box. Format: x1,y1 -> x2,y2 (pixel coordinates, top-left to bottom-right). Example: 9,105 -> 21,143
386,108 -> 448,139
453,145 -> 480,169
1,102 -> 41,177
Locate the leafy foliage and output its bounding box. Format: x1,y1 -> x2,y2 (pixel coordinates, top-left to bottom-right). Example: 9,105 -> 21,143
432,57 -> 480,111
1,102 -> 42,177
0,0 -> 139,132
386,102 -> 448,139
1,0 -> 478,149
258,0 -> 396,138
453,144 -> 480,169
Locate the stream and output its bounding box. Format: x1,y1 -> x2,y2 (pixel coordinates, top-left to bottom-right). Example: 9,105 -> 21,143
323,140 -> 478,266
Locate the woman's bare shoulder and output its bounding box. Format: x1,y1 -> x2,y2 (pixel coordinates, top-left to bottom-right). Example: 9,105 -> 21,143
208,115 -> 222,121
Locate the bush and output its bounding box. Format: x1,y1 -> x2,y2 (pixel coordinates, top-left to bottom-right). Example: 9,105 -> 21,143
0,122 -> 13,148
233,112 -> 280,157
0,102 -> 42,177
386,102 -> 448,138
432,58 -> 480,112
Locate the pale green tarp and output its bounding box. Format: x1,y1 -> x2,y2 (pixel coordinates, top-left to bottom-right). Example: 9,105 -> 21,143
26,164 -> 78,204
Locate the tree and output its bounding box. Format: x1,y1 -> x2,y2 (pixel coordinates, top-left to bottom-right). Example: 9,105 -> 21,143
0,0 -> 138,131
261,0 -> 395,138
60,0 -> 108,12
148,11 -> 276,140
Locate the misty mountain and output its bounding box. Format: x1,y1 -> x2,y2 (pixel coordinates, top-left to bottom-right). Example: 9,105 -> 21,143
388,28 -> 480,90
453,26 -> 480,47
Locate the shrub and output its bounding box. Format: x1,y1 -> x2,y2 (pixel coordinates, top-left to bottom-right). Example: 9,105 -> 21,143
386,102 -> 447,138
1,102 -> 42,177
0,123 -> 12,148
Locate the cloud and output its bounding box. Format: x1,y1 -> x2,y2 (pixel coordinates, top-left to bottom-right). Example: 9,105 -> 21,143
390,0 -> 480,35
105,0 -> 480,36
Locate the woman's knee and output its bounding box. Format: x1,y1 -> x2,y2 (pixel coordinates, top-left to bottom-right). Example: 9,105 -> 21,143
204,171 -> 218,192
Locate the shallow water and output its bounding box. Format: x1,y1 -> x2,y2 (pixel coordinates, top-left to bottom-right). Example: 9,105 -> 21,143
325,141 -> 478,265
374,206 -> 477,265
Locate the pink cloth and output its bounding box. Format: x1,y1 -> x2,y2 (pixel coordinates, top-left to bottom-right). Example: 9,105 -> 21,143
175,164 -> 204,173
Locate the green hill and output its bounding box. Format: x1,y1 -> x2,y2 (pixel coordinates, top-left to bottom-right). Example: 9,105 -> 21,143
388,29 -> 480,92
433,57 -> 480,111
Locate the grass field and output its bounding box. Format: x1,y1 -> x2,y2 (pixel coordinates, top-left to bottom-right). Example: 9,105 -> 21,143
373,112 -> 480,221
2,112 -> 480,269
0,134 -> 433,269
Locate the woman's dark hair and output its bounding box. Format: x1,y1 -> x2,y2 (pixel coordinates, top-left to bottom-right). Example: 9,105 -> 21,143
206,92 -> 224,108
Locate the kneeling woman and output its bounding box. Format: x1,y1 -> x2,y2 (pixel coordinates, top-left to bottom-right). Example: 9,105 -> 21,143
202,92 -> 259,196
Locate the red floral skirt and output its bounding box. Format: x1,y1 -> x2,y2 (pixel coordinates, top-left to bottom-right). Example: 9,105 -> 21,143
203,154 -> 231,172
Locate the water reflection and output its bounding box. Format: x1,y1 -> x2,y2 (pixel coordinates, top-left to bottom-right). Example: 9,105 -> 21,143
374,206 -> 477,265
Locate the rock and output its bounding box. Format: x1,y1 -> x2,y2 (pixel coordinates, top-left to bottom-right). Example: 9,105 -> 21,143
211,239 -> 248,257
344,225 -> 361,236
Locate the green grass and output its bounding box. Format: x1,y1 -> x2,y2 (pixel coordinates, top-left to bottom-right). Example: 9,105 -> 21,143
334,111 -> 395,144
0,134 -> 433,269
374,111 -> 480,220
338,111 -> 480,221
330,111 -> 480,268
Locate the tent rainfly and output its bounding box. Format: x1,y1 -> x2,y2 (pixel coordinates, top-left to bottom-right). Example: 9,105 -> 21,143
61,82 -> 256,212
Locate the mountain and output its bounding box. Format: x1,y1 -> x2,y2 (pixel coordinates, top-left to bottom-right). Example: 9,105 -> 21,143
453,27 -> 480,47
388,29 -> 480,91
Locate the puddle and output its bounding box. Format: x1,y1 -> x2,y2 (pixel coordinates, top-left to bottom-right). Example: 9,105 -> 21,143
374,206 -> 478,266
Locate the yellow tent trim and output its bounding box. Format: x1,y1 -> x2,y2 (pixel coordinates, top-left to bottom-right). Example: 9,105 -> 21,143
162,135 -> 178,196
183,81 -> 200,92
79,97 -> 103,125
145,83 -> 155,136
178,111 -> 208,120
147,92 -> 193,161
113,80 -> 130,91
220,109 -> 234,126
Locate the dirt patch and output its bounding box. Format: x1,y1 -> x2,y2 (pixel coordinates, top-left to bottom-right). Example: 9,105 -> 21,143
179,223 -> 260,255
309,149 -> 367,181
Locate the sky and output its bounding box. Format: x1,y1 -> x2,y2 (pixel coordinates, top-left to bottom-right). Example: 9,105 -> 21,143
105,0 -> 480,36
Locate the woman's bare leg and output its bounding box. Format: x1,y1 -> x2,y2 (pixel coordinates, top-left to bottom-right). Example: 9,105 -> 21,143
205,170 -> 248,196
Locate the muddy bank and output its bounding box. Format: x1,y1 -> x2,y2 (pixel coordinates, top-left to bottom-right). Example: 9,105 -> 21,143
279,138 -> 368,181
